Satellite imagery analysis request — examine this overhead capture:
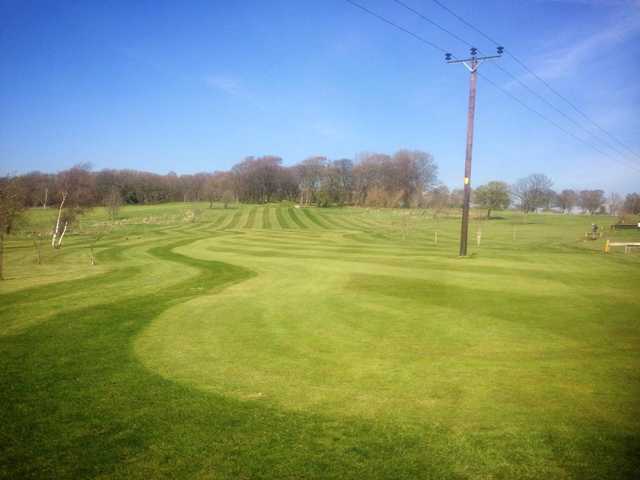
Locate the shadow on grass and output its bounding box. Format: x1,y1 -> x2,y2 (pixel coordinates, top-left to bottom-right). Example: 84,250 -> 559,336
0,239 -> 460,479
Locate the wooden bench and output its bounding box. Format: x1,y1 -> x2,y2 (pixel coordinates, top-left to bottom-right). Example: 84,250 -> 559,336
612,224 -> 640,230
604,241 -> 640,254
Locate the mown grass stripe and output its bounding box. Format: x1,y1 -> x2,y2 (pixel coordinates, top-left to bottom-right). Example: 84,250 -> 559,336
224,209 -> 243,229
287,207 -> 308,229
300,208 -> 330,229
211,211 -> 229,229
275,207 -> 291,229
331,214 -> 371,231
268,205 -> 281,230
262,205 -> 271,229
316,211 -> 350,230
244,207 -> 257,229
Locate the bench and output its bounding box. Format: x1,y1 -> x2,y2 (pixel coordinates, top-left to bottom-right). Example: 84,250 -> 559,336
612,224 -> 640,230
604,241 -> 640,254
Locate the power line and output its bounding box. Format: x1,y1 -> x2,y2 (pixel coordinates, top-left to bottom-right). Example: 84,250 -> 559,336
345,0 -> 448,54
391,0 -> 473,48
427,0 -> 640,162
391,0 -> 640,167
344,0 -> 640,173
477,72 -> 640,173
486,61 -> 640,164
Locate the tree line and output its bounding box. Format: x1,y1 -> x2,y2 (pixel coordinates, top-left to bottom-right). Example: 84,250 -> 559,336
6,150 -> 438,210
1,152 -> 639,238
2,151 -> 640,278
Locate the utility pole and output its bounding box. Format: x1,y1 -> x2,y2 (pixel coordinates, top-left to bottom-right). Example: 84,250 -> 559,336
446,47 -> 503,256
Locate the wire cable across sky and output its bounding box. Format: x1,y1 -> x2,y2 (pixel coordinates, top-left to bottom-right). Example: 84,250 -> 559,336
425,0 -> 640,163
345,0 -> 640,173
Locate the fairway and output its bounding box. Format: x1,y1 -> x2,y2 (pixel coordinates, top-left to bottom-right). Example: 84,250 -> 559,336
1,203 -> 639,479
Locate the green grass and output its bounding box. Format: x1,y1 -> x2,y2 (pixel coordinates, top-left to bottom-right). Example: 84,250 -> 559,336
1,202 -> 639,479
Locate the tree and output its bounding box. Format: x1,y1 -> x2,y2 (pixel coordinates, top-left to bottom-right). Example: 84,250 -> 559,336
512,174 -> 554,213
352,150 -> 438,208
51,164 -> 95,248
0,150 -> 439,213
221,190 -> 234,209
424,185 -> 449,218
578,190 -> 605,214
448,188 -> 465,209
352,153 -> 389,206
105,185 -> 122,220
328,159 -> 354,206
17,171 -> 54,208
392,149 -> 438,208
204,171 -> 232,208
296,156 -> 327,205
556,189 -> 578,213
474,181 -> 510,218
232,156 -> 289,203
0,177 -> 26,280
607,192 -> 622,216
623,193 -> 640,214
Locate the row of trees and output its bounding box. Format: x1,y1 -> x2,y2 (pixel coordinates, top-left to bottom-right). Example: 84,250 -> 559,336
2,160 -> 639,239
8,150 -> 439,212
469,174 -> 637,218
2,159 -> 639,278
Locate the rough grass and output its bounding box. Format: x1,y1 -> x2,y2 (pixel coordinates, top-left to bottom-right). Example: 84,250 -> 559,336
1,202 -> 639,479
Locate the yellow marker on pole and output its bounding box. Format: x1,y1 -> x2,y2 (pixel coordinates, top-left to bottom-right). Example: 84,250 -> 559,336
604,239 -> 610,253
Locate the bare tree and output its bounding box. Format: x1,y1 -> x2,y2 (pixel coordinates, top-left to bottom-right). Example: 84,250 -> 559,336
578,190 -> 605,215
205,171 -> 234,207
0,177 -> 26,280
607,192 -> 622,216
512,174 -> 554,213
556,189 -> 578,213
105,185 -> 122,220
392,149 -> 438,208
51,164 -> 94,249
328,159 -> 354,206
352,150 -> 438,208
448,188 -> 465,209
623,193 -> 640,214
232,156 -> 288,203
474,181 -> 510,218
221,190 -> 234,209
296,157 -> 327,205
424,185 -> 450,218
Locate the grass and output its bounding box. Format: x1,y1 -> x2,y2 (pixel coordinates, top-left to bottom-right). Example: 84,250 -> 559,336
1,202 -> 639,479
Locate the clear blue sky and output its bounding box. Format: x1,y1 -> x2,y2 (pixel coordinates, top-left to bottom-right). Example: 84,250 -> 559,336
1,0 -> 639,193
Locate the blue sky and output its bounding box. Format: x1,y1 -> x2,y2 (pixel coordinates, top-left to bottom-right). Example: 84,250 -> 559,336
1,0 -> 639,193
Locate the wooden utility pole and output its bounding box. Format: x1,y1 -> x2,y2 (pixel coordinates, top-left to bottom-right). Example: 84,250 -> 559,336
460,57 -> 477,256
446,47 -> 503,256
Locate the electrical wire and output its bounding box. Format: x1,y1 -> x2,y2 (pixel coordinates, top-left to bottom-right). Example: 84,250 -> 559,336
345,0 -> 448,53
345,0 -> 640,172
477,72 -> 640,173
392,0 -> 640,167
427,0 -> 640,162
